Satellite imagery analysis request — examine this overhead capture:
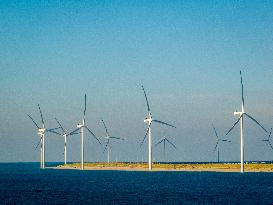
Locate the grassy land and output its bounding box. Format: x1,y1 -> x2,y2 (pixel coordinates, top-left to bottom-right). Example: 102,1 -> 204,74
57,162 -> 273,172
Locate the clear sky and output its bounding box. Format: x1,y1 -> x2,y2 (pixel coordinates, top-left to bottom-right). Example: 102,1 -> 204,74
0,0 -> 273,163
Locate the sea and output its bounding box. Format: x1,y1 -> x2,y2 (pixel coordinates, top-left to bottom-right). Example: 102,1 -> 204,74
1,163 -> 273,204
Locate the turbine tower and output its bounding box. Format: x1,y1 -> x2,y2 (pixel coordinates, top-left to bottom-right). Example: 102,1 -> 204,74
212,124 -> 230,163
28,104 -> 60,169
225,71 -> 267,173
155,136 -> 176,162
140,85 -> 176,171
101,119 -> 124,163
54,118 -> 80,165
72,94 -> 101,170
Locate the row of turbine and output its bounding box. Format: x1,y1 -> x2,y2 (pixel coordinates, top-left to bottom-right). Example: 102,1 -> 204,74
28,70 -> 271,172
28,95 -> 123,170
28,86 -> 177,170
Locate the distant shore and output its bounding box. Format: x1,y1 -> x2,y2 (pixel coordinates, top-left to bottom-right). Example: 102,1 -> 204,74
55,162 -> 273,172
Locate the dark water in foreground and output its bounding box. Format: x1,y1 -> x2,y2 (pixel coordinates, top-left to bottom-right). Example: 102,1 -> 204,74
1,163 -> 273,204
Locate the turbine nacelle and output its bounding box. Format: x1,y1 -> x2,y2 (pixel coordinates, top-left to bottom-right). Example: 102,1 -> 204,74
144,117 -> 152,124
77,123 -> 83,128
234,111 -> 243,116
144,113 -> 152,124
38,128 -> 45,135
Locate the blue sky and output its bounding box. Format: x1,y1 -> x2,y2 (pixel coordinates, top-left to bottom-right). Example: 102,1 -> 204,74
0,1 -> 273,163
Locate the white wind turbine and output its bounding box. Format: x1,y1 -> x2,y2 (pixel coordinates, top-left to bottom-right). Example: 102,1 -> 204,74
54,118 -> 80,165
28,104 -> 60,169
225,71 -> 267,173
71,94 -> 101,170
140,85 -> 176,170
212,124 -> 231,163
101,119 -> 124,163
155,136 -> 176,162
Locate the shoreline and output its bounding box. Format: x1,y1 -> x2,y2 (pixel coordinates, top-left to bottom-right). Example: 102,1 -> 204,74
52,162 -> 273,172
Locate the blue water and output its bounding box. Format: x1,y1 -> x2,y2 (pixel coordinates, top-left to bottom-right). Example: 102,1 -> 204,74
1,163 -> 273,204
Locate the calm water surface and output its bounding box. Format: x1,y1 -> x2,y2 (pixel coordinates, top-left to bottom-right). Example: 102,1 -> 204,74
0,163 -> 273,204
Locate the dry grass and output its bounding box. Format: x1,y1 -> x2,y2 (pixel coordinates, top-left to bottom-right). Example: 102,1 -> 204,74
58,162 -> 273,172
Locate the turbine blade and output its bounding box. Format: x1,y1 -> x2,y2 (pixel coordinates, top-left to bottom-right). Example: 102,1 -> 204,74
214,142 -> 219,152
268,141 -> 273,150
101,119 -> 110,136
212,123 -> 219,139
55,118 -> 66,133
47,127 -> 60,132
38,104 -> 45,127
103,139 -> 110,153
244,113 -> 267,133
85,126 -> 101,144
155,139 -> 164,147
165,138 -> 176,149
68,127 -> 81,136
69,132 -> 80,136
140,125 -> 150,147
35,136 -> 42,150
240,70 -> 245,108
225,116 -> 241,136
269,128 -> 273,139
27,115 -> 40,129
153,120 -> 176,128
109,136 -> 122,140
141,85 -> 150,112
84,94 -> 87,117
220,139 -> 231,143
47,129 -> 62,136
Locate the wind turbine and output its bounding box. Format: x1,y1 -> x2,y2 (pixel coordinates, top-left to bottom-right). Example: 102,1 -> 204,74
155,136 -> 176,162
54,118 -> 80,165
261,127 -> 273,150
212,124 -> 231,163
225,71 -> 267,173
140,85 -> 176,170
71,94 -> 101,170
28,104 -> 60,169
101,119 -> 124,163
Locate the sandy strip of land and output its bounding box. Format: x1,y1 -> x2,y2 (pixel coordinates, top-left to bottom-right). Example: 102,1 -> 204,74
53,164 -> 273,172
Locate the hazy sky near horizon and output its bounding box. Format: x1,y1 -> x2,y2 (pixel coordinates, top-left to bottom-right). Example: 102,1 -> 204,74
1,1 -> 273,163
